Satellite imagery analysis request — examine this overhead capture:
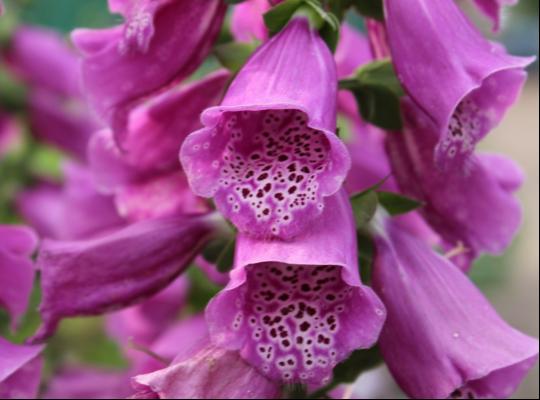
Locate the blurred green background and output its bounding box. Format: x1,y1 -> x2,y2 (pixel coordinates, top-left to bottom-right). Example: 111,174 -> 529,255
1,0 -> 538,398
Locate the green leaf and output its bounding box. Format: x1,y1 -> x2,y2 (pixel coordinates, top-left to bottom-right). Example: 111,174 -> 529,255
331,346 -> 383,384
213,41 -> 257,73
351,0 -> 384,21
357,229 -> 375,284
264,0 -> 340,52
350,189 -> 378,229
377,191 -> 423,216
216,238 -> 236,273
342,59 -> 405,130
224,0 -> 247,4
263,0 -> 303,35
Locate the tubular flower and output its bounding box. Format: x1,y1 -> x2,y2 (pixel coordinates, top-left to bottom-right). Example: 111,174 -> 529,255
383,0 -> 534,170
133,317 -> 281,399
206,190 -> 385,385
386,100 -> 523,269
30,213 -> 222,343
230,0 -> 272,43
17,162 -> 124,240
0,225 -> 37,330
0,338 -> 44,399
9,26 -> 100,160
88,70 -> 230,222
181,17 -> 350,240
71,0 -> 226,137
372,218 -> 539,399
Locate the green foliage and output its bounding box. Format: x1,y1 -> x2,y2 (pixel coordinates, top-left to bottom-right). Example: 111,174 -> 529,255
214,41 -> 258,73
340,59 -> 405,130
377,191 -> 423,216
264,0 -> 340,51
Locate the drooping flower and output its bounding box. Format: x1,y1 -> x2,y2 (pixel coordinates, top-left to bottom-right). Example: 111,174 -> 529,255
386,100 -> 523,269
88,70 -> 230,222
181,17 -> 350,240
471,0 -> 518,31
133,317 -> 281,399
72,0 -> 226,137
372,218 -> 539,399
30,213 -> 223,343
206,190 -> 385,385
383,0 -> 534,170
0,225 -> 37,330
17,162 -> 124,240
231,0 -> 272,43
0,338 -> 44,399
8,26 -> 100,160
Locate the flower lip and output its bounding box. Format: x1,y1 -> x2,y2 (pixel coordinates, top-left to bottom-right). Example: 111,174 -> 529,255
182,107 -> 350,240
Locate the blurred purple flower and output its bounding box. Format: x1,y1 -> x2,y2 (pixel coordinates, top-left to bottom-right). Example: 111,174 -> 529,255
72,0 -> 226,137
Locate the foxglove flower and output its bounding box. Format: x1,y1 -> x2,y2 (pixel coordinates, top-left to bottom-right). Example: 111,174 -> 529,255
384,0 -> 534,170
0,225 -> 37,330
372,218 -> 539,399
181,17 -> 350,239
471,0 -> 517,31
72,0 -> 226,137
30,213 -> 222,342
206,190 -> 385,384
0,338 -> 44,399
9,26 -> 100,160
386,100 -> 523,268
88,70 -> 229,221
133,317 -> 280,399
231,0 -> 272,43
17,162 -> 124,240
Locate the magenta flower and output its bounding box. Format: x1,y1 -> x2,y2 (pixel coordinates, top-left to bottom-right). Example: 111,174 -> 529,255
205,190 -> 385,384
72,0 -> 226,136
231,0 -> 272,43
471,0 -> 518,31
88,70 -> 230,222
9,26 -> 100,160
372,218 -> 539,399
384,0 -> 534,170
0,225 -> 37,330
30,213 -> 222,343
17,162 -> 124,240
181,17 -> 350,239
386,100 -> 523,269
0,338 -> 44,399
133,317 -> 280,399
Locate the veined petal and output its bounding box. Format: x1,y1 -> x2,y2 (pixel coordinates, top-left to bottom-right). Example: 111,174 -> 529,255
373,219 -> 539,399
0,225 -> 37,330
384,0 -> 534,170
0,338 -> 43,399
206,190 -> 385,385
133,322 -> 280,399
181,17 -> 350,240
29,214 -> 220,343
386,100 -> 523,268
72,0 -> 226,136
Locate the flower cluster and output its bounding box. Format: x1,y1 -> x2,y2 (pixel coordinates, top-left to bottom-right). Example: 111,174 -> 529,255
0,0 -> 538,399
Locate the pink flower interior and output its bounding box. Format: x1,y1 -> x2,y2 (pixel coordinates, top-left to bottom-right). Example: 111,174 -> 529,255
213,109 -> 332,238
230,263 -> 369,384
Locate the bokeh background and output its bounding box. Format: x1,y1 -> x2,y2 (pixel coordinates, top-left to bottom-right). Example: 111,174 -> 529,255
0,0 -> 538,398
